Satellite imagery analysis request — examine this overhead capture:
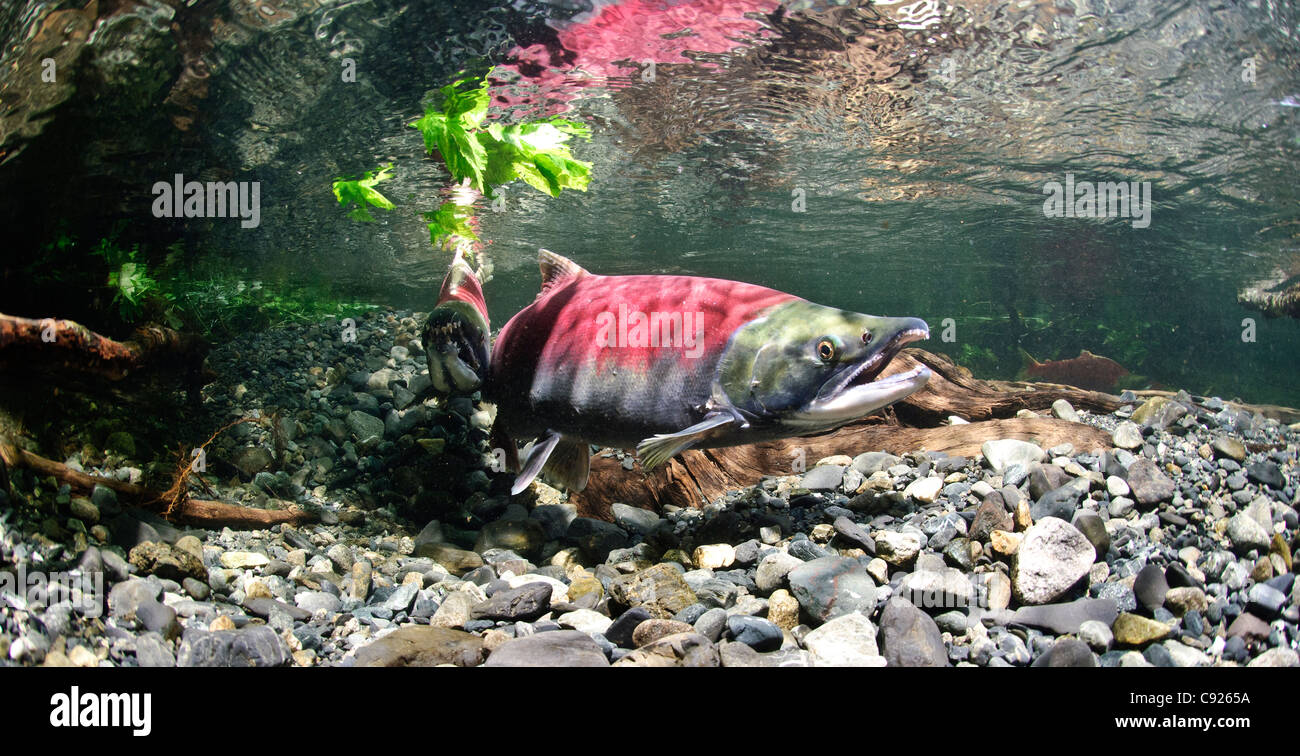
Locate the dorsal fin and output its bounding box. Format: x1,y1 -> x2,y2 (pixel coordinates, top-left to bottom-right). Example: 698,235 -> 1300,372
538,248 -> 588,296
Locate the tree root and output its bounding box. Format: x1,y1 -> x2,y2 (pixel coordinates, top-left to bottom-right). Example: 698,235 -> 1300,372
0,312 -> 209,384
0,441 -> 310,529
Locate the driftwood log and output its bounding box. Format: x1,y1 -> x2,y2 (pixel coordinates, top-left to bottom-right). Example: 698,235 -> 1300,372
0,312 -> 209,384
0,441 -> 309,529
570,348 -> 1129,517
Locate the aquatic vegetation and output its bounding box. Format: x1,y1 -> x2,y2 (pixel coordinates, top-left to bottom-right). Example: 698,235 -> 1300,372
331,163 -> 395,222
158,266 -> 376,340
91,238 -> 163,323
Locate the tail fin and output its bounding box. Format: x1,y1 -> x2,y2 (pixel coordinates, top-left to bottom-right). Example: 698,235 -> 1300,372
1017,347 -> 1041,380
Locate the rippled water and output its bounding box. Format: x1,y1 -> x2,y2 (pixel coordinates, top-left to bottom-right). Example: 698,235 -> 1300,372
11,0 -> 1300,404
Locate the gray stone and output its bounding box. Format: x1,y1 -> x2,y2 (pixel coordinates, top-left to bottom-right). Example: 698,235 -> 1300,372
1028,464 -> 1072,500
108,578 -> 161,620
787,557 -> 877,623
1031,637 -> 1097,667
133,634 -> 176,667
831,516 -> 875,553
694,607 -> 728,643
878,598 -> 947,667
1071,510 -> 1110,561
177,626 -> 290,667
610,503 -> 661,536
1031,483 -> 1083,522
471,583 -> 552,621
136,600 -> 180,640
295,591 -> 340,615
755,551 -> 804,594
1079,619 -> 1113,652
1011,598 -> 1119,634
1124,459 -> 1175,507
345,410 -> 385,449
898,567 -> 975,611
852,452 -> 901,476
1051,399 -> 1081,422
605,607 -> 653,648
725,616 -> 783,652
1111,422 -> 1143,450
354,626 -> 486,667
380,583 -> 419,613
1225,513 -> 1270,554
1134,565 -> 1169,614
1246,583 -> 1286,618
802,464 -> 845,491
484,630 -> 610,667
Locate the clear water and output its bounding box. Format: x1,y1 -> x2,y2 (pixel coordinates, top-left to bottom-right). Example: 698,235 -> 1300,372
15,0 -> 1300,404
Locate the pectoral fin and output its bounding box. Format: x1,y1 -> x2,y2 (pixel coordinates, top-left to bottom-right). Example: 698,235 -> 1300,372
512,432 -> 561,495
510,432 -> 591,495
636,413 -> 739,470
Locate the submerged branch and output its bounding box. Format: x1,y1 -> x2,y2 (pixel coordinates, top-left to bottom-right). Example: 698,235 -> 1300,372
0,312 -> 209,384
0,441 -> 309,530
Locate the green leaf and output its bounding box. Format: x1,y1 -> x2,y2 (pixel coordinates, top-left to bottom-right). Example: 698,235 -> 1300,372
441,76 -> 490,130
411,110 -> 449,154
332,163 -> 395,221
424,201 -> 479,247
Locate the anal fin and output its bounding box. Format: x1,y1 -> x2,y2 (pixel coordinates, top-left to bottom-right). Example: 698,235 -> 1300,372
636,412 -> 739,470
540,439 -> 590,493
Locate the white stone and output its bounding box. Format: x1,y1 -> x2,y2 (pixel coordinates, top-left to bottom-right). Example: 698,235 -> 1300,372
1012,517 -> 1095,605
557,609 -> 613,636
220,551 -> 270,569
803,612 -> 885,667
872,530 -> 923,566
693,543 -> 736,570
981,439 -> 1047,473
1112,421 -> 1143,450
902,476 -> 943,503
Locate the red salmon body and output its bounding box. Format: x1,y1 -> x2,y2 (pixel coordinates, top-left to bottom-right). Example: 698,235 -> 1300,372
488,270 -> 797,447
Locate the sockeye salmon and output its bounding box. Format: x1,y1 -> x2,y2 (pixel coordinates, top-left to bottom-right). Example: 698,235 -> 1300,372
424,249 -> 931,495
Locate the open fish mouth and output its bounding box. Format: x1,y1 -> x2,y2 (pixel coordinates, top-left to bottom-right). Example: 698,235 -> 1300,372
826,324 -> 930,398
424,308 -> 488,394
794,323 -> 931,427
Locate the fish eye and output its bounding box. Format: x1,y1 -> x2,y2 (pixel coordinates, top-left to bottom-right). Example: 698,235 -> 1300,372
862,331 -> 873,345
816,339 -> 836,361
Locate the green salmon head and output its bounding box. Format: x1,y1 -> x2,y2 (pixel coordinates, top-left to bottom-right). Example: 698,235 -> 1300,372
716,300 -> 930,430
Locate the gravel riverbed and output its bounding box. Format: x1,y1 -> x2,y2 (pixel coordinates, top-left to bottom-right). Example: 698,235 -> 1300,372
1,309 -> 1297,667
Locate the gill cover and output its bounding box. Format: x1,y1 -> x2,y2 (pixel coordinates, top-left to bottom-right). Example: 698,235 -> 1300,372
715,300 -> 930,429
